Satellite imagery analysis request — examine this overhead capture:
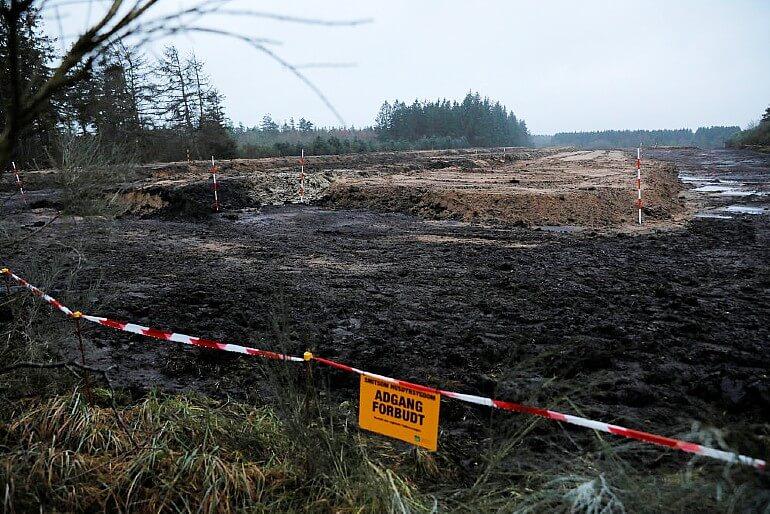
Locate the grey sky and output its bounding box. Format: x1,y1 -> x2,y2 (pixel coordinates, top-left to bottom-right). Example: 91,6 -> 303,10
55,0 -> 770,134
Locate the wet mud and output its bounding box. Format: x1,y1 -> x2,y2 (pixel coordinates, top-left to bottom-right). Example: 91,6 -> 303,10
2,148 -> 769,472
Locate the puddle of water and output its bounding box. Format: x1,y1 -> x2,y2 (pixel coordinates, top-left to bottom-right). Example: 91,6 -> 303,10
724,205 -> 766,215
695,185 -> 732,192
695,213 -> 733,220
686,175 -> 767,198
534,225 -> 583,233
713,190 -> 762,197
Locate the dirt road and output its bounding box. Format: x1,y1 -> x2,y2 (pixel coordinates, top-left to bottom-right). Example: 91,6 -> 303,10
1,147 -> 768,474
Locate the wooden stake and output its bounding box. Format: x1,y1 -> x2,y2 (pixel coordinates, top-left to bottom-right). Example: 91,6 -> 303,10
211,156 -> 220,212
72,312 -> 94,405
12,162 -> 27,206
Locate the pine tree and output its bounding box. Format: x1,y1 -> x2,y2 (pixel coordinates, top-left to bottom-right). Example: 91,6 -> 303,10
197,89 -> 236,158
261,115 -> 279,133
157,46 -> 195,133
187,52 -> 210,130
298,117 -> 314,132
0,7 -> 57,165
91,50 -> 142,144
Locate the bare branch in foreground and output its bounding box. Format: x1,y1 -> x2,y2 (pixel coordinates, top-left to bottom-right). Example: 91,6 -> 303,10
1,0 -> 370,165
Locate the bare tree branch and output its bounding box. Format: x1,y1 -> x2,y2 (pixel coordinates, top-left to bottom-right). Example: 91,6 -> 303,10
0,0 -> 369,164
294,62 -> 358,69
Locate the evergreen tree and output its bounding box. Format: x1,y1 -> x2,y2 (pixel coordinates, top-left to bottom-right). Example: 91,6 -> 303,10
728,106 -> 770,148
91,51 -> 142,144
0,7 -> 57,165
197,89 -> 237,158
260,114 -> 279,133
298,117 -> 314,132
156,46 -> 195,134
373,93 -> 531,147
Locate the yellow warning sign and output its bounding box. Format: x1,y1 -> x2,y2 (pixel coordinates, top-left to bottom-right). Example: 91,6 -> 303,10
358,375 -> 440,451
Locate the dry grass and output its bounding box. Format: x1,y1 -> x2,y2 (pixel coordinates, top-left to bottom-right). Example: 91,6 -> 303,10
55,133 -> 137,217
0,391 -> 442,513
0,384 -> 767,513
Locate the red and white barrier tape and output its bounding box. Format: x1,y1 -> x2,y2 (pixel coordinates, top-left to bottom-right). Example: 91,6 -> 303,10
1,267 -> 765,471
1,269 -> 301,362
312,357 -> 765,470
3,268 -> 74,317
82,314 -> 304,362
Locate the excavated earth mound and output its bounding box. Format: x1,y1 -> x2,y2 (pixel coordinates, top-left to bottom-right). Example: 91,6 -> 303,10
322,150 -> 685,227
7,148 -> 686,228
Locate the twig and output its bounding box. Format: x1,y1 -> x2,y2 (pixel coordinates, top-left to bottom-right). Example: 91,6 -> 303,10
7,214 -> 61,247
0,360 -> 138,448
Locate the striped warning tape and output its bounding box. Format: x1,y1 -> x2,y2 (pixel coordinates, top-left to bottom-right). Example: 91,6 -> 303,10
2,268 -> 73,316
82,314 -> 304,362
1,267 -> 765,471
311,356 -> 765,470
0,268 -> 301,362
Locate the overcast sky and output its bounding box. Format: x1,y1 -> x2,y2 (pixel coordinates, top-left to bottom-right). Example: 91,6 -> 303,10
54,0 -> 770,134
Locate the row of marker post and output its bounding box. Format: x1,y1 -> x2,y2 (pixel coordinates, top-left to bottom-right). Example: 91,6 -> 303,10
9,149 -> 639,220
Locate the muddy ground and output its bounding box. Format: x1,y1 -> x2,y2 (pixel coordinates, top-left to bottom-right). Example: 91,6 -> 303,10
1,147 -> 769,478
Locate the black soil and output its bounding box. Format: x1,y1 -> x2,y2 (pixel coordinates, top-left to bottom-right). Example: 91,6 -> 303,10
2,148 -> 769,475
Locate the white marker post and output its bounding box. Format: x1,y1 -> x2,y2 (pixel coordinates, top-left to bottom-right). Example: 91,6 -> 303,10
12,161 -> 27,206
299,149 -> 306,203
210,156 -> 220,212
636,147 -> 642,225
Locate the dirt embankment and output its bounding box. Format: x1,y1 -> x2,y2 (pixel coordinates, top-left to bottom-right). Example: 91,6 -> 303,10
323,150 -> 686,227
7,148 -> 685,228
118,147 -> 560,219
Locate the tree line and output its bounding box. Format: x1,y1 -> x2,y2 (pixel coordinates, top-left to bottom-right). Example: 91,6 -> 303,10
375,93 -> 531,148
232,117 -> 379,158
544,126 -> 741,149
233,93 -> 533,158
1,8 -> 236,168
1,11 -> 531,165
728,107 -> 770,150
